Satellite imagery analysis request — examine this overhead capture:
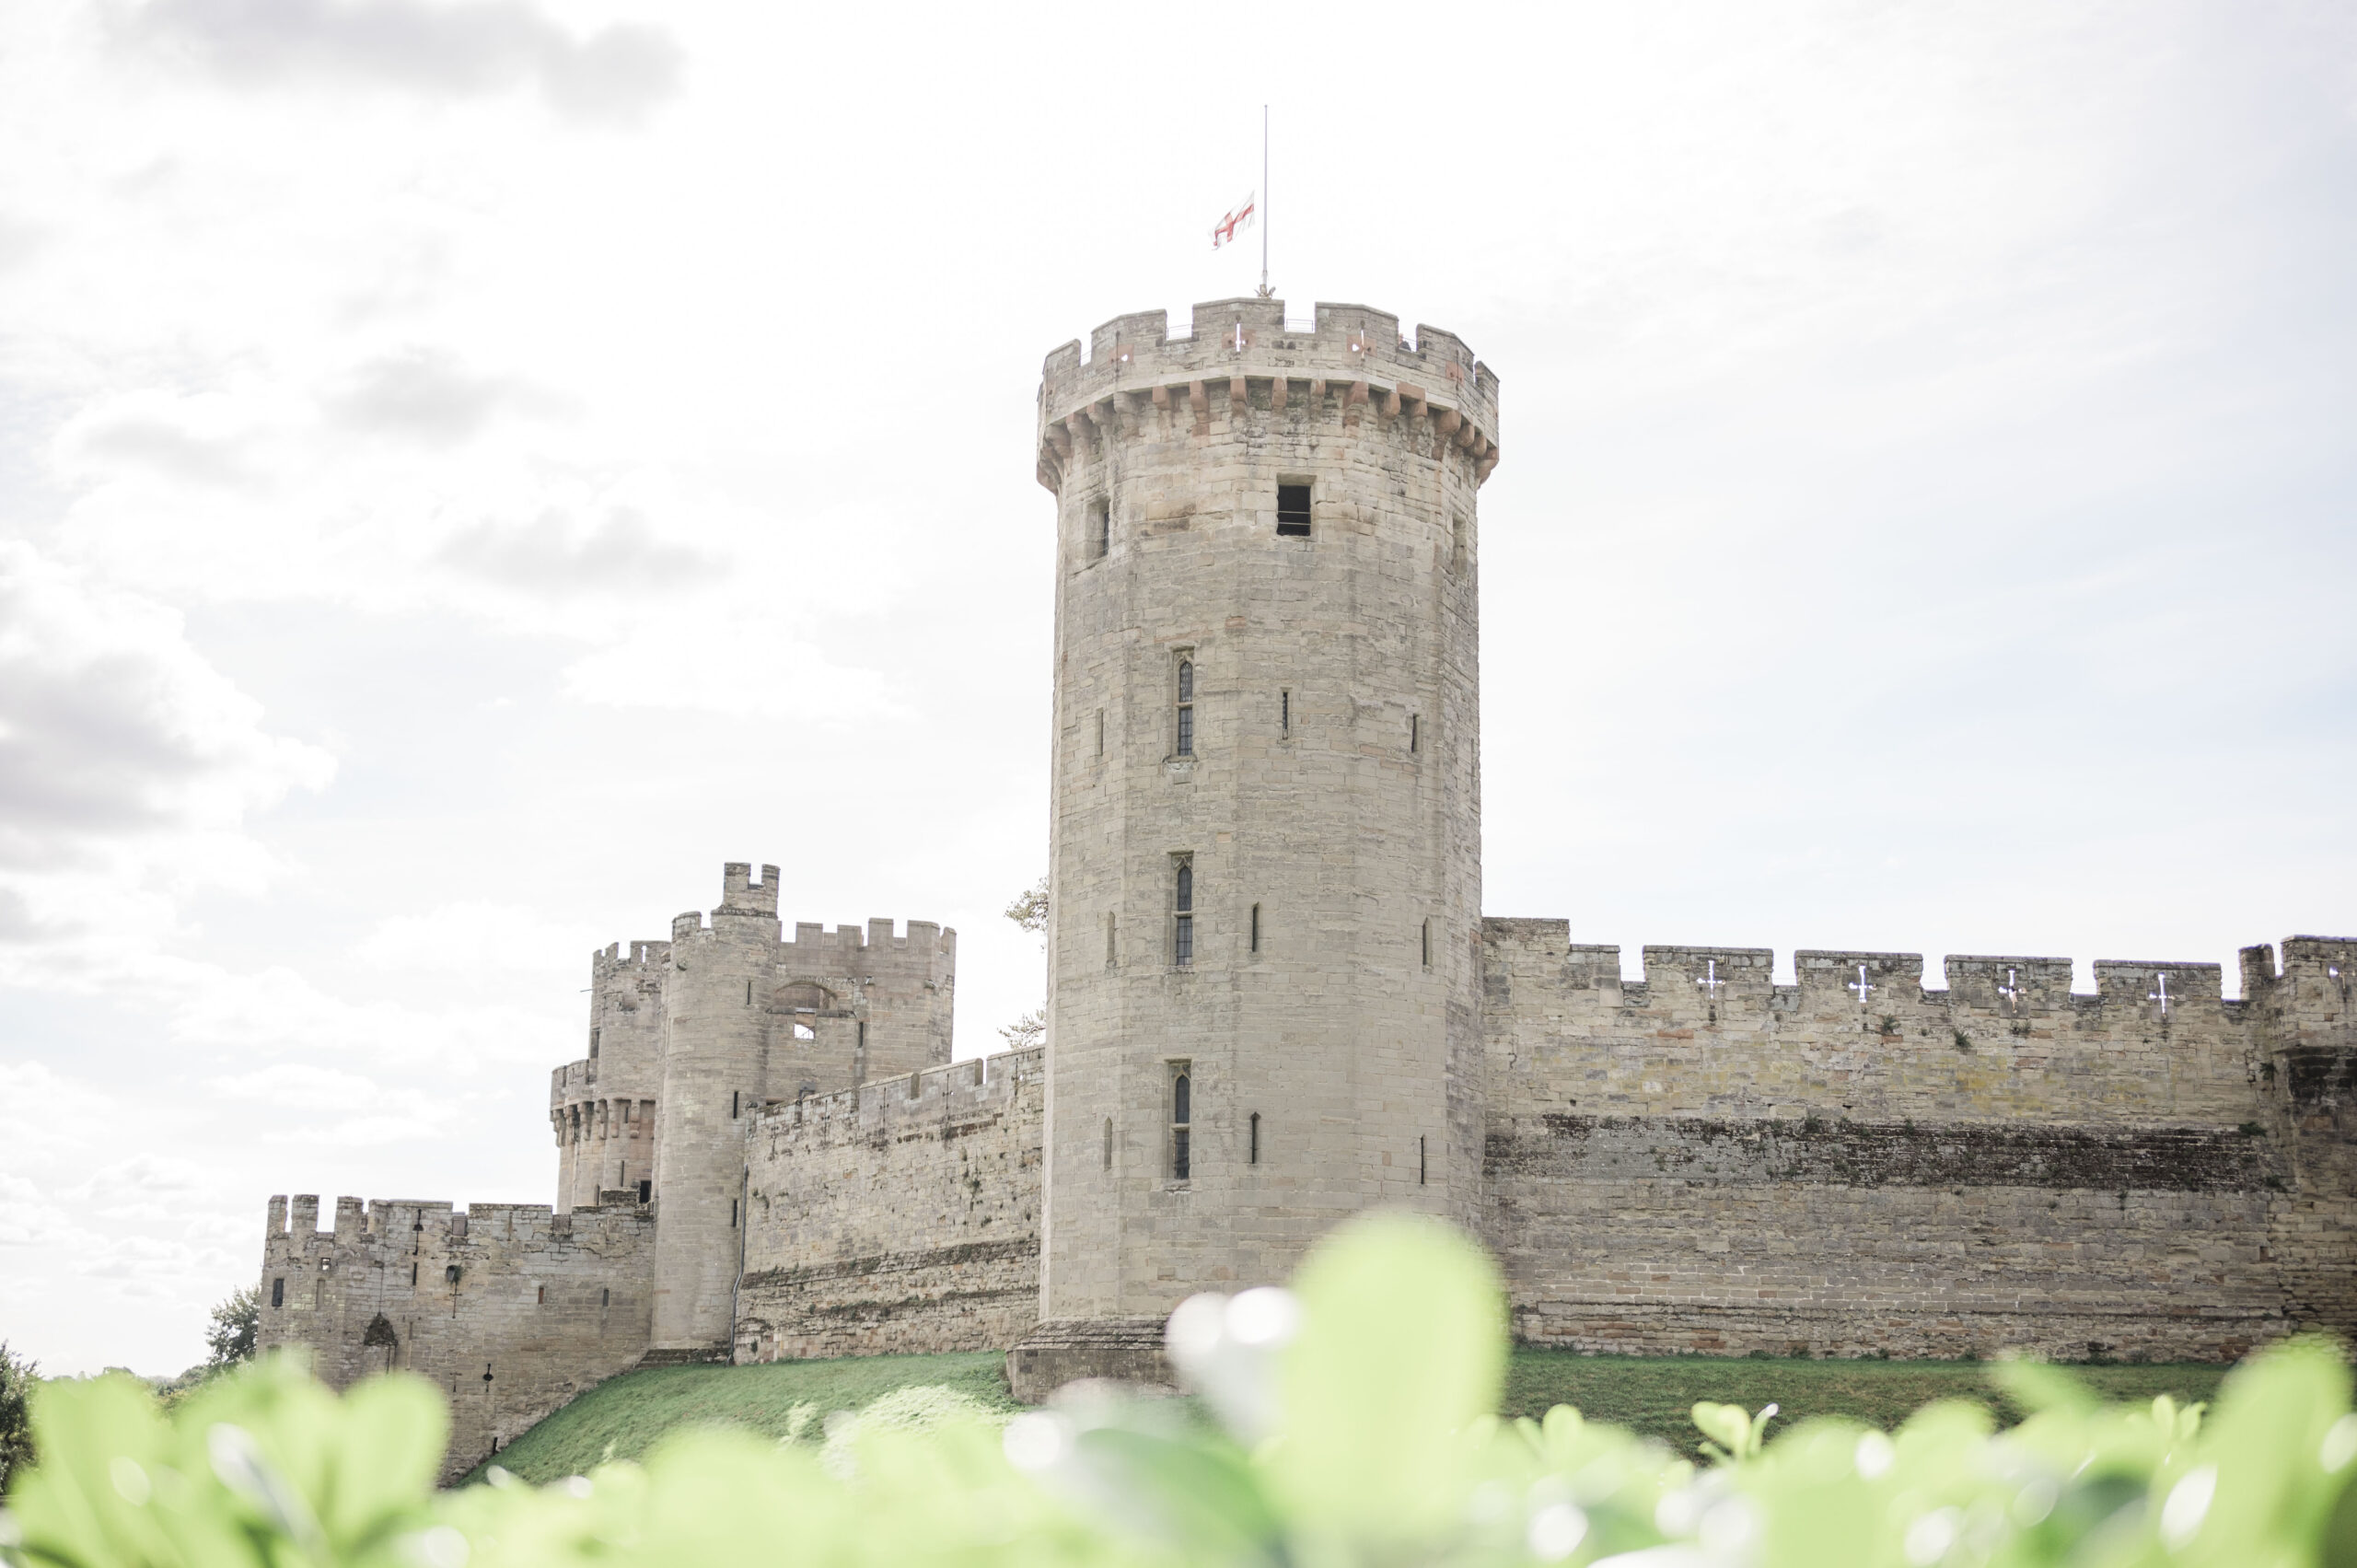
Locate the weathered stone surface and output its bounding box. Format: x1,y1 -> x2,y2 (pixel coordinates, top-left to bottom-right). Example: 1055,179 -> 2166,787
257,297 -> 2354,1454
255,1196 -> 653,1484
737,1051 -> 1041,1361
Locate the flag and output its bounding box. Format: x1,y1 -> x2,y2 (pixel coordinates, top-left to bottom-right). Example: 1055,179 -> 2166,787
1211,192 -> 1256,250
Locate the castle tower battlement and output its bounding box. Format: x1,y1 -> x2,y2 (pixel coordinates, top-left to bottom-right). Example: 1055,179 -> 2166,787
1028,296 -> 1493,1365
1036,299 -> 1500,494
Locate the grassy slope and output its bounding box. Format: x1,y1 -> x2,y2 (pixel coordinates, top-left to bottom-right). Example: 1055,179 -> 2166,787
473,1350 -> 2229,1484
1506,1353 -> 2228,1452
471,1353 -> 1016,1484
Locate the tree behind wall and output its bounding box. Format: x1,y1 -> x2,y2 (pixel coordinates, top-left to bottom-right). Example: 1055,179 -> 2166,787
204,1286 -> 259,1370
0,1340 -> 35,1492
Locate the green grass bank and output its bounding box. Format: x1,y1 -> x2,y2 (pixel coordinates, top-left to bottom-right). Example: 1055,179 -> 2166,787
473,1349 -> 2229,1485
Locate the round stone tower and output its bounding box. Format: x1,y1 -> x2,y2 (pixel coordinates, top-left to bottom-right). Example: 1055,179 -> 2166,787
1021,296 -> 1500,1380
647,862 -> 779,1354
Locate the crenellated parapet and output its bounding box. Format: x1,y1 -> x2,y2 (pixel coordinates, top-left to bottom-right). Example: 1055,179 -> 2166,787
1036,297 -> 1502,494
737,1048 -> 1044,1363
747,1046 -> 1041,1145
1478,919 -> 2306,1128
256,1193 -> 655,1482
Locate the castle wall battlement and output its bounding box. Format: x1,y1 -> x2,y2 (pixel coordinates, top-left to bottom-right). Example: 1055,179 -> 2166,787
1480,920 -> 2267,1127
257,1194 -> 655,1483
736,1048 -> 1042,1362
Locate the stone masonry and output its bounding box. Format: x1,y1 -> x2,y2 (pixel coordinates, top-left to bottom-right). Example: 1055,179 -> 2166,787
259,295 -> 2353,1463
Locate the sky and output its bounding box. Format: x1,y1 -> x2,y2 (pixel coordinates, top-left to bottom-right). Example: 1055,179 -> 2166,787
1,0 -> 2351,1376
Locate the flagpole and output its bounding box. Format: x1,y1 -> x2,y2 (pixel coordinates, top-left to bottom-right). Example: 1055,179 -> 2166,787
1258,104 -> 1271,298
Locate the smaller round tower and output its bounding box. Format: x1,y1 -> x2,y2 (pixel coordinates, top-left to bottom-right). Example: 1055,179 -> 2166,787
646,862 -> 780,1353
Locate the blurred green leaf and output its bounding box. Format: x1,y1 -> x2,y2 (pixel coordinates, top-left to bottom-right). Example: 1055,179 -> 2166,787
1264,1210 -> 1506,1543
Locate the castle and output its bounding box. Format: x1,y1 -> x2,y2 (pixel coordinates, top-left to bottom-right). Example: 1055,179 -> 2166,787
257,297 -> 2356,1480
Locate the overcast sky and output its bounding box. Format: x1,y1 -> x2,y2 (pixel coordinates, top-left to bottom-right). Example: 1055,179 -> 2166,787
1,0 -> 2351,1376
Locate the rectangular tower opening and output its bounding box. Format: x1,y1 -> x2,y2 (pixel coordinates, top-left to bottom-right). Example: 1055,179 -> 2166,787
1086,498 -> 1109,560
1279,690 -> 1291,736
1249,1110 -> 1260,1165
1249,902 -> 1260,954
1276,482 -> 1312,536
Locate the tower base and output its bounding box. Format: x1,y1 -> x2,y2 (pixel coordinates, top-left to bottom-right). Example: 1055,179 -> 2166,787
1005,1318 -> 1171,1403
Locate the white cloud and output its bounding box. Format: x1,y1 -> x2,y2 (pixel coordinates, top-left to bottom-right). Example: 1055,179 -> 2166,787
110,0 -> 684,124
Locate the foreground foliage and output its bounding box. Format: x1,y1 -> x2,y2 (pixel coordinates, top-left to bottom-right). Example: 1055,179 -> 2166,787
6,1215 -> 2355,1568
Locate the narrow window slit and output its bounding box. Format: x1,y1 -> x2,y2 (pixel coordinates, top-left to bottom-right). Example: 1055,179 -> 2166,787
1170,1066 -> 1192,1180
1173,859 -> 1194,967
1176,659 -> 1195,756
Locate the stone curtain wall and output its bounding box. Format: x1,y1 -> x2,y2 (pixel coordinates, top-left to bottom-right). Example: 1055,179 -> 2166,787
257,1195 -> 655,1483
1480,921 -> 2355,1360
736,1049 -> 1042,1362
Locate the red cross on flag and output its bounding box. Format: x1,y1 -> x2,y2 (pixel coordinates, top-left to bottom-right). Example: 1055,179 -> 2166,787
1211,192 -> 1257,250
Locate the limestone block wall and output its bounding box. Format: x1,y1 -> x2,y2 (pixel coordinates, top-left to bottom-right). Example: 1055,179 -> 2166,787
256,1194 -> 654,1482
736,1049 -> 1041,1362
1480,921 -> 2354,1359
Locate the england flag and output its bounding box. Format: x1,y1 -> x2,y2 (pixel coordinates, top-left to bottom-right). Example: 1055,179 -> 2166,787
1211,192 -> 1257,250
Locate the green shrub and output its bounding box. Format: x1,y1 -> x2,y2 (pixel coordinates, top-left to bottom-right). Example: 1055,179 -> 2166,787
6,1214 -> 2355,1568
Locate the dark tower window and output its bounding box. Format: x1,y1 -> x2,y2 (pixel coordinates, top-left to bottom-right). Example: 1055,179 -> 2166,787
1411,714 -> 1421,753
1175,660 -> 1195,756
1249,1110 -> 1260,1165
1102,1116 -> 1113,1170
1170,1067 -> 1191,1180
1276,483 -> 1312,536
1095,710 -> 1105,758
1280,690 -> 1290,736
1173,860 -> 1194,967
1086,498 -> 1109,560
588,1028 -> 599,1059
1420,1135 -> 1428,1185
271,1277 -> 284,1308
1249,902 -> 1260,954
1422,918 -> 1433,969
637,1179 -> 652,1203
731,1090 -> 740,1119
